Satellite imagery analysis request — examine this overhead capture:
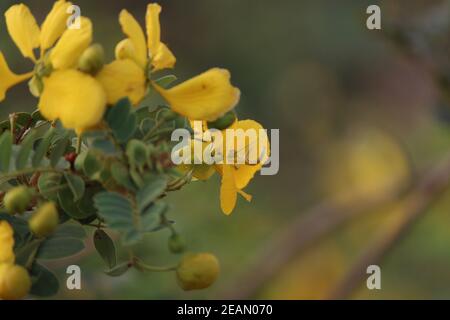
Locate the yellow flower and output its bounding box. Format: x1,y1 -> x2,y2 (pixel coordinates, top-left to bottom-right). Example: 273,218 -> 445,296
98,3 -> 240,122
39,70 -> 107,132
217,120 -> 270,215
153,68 -> 241,122
2,2 -> 107,133
0,221 -> 15,264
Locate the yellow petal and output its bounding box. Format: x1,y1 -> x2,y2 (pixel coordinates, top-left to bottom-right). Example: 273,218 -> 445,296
115,38 -> 137,61
220,165 -> 237,215
39,70 -> 106,132
0,221 -> 15,264
237,189 -> 252,202
40,0 -> 72,51
96,59 -> 147,106
4,4 -> 40,61
152,42 -> 176,71
119,10 -> 147,68
229,120 -> 270,189
0,52 -> 33,102
146,3 -> 161,58
50,17 -> 92,69
154,68 -> 240,121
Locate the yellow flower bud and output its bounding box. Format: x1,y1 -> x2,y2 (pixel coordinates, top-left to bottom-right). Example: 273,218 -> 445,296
176,253 -> 220,291
78,44 -> 105,75
3,186 -> 33,215
29,202 -> 59,238
0,264 -> 31,300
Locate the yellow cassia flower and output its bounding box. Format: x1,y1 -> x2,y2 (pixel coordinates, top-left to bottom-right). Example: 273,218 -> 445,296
2,2 -> 107,133
153,68 -> 240,122
218,120 -> 270,215
98,3 -> 240,122
39,70 -> 107,132
96,59 -> 147,105
0,221 -> 15,264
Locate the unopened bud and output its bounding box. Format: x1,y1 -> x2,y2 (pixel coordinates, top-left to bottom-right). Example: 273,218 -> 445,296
4,186 -> 33,215
0,264 -> 31,300
29,202 -> 59,238
78,44 -> 105,75
168,233 -> 185,254
176,253 -> 220,291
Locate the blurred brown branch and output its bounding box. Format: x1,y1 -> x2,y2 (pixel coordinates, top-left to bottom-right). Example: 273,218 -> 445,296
328,154 -> 450,299
218,154 -> 450,300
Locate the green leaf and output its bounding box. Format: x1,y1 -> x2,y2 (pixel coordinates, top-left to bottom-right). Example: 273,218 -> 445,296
136,175 -> 168,212
91,138 -> 117,154
30,263 -> 59,297
58,188 -> 93,220
110,162 -> 136,191
50,136 -> 70,167
64,172 -> 85,201
94,229 -> 117,269
126,139 -> 148,171
0,131 -> 12,172
154,75 -> 177,88
106,98 -> 137,143
52,222 -> 86,239
38,237 -> 85,259
84,151 -> 102,177
38,172 -> 62,201
32,128 -> 55,167
94,192 -> 134,231
16,131 -> 36,170
104,262 -> 131,277
141,202 -> 168,232
15,112 -> 32,127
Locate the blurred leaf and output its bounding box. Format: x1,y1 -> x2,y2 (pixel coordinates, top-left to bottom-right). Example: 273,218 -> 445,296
64,172 -> 85,202
15,131 -> 36,170
154,75 -> 177,88
58,187 -> 92,220
38,172 -> 62,201
136,175 -> 167,212
106,98 -> 137,143
141,202 -> 167,232
0,131 -> 12,172
52,223 -> 86,239
111,162 -> 136,191
32,128 -> 55,167
94,229 -> 117,269
38,237 -> 85,259
30,263 -> 59,297
50,136 -> 70,167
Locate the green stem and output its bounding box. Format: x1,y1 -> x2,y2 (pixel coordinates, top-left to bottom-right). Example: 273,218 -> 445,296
143,119 -> 165,141
134,259 -> 177,272
0,167 -> 67,184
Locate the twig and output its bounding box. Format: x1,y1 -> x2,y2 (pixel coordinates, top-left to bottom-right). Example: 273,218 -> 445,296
216,177 -> 410,299
328,154 -> 450,299
217,155 -> 450,299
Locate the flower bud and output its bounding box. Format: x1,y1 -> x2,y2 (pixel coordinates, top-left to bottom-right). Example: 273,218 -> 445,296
176,253 -> 220,291
78,44 -> 105,75
3,186 -> 33,215
207,111 -> 236,130
168,233 -> 185,254
0,264 -> 31,300
29,202 -> 59,238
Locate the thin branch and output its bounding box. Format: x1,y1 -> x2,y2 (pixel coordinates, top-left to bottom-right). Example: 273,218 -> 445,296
328,154 -> 450,299
217,155 -> 450,300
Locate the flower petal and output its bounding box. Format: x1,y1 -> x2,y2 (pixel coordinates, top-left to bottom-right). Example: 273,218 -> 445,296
96,59 -> 147,106
0,221 -> 15,264
119,10 -> 147,68
115,38 -> 137,61
39,70 -> 106,132
153,42 -> 176,71
146,3 -> 161,58
0,51 -> 33,102
154,68 -> 240,121
220,164 -> 237,215
229,120 -> 270,189
40,0 -> 72,51
50,17 -> 92,69
4,4 -> 40,61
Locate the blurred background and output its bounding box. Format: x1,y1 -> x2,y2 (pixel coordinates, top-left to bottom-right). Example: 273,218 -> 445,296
1,0 -> 450,299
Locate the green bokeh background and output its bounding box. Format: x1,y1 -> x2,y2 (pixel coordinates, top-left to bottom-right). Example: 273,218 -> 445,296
1,0 -> 449,299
